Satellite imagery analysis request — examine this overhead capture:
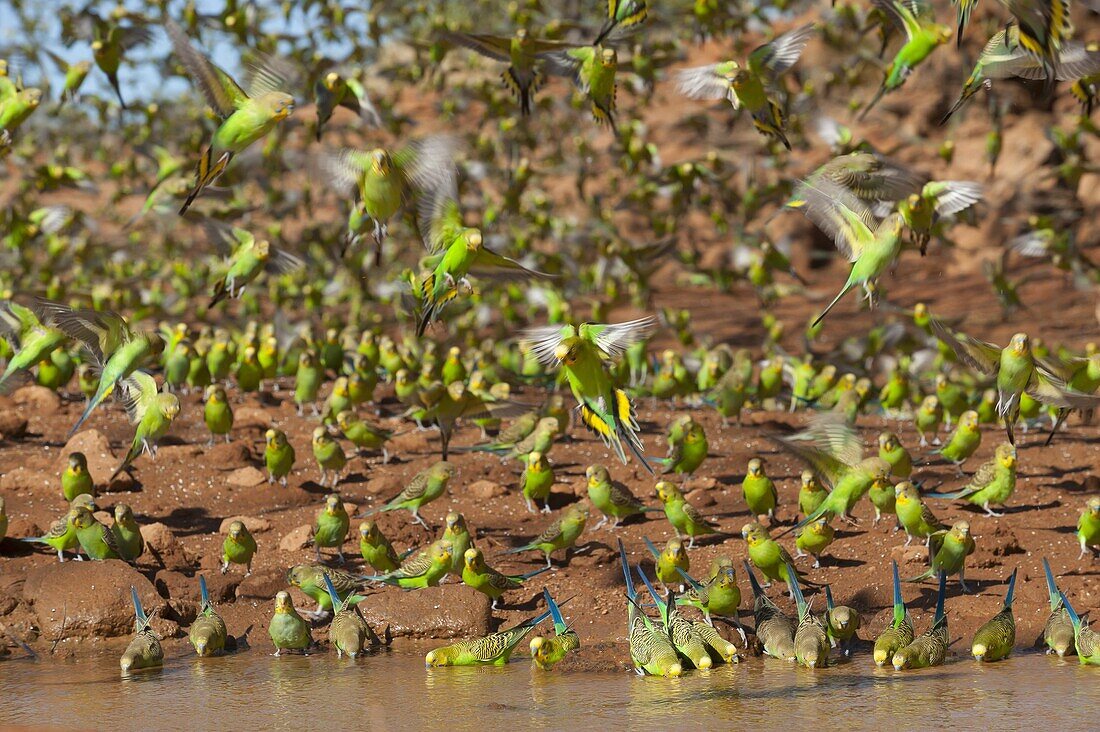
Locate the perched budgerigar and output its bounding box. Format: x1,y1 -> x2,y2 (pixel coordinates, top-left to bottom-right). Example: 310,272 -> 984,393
892,573 -> 949,670
657,481 -> 718,548
874,561 -> 915,666
1058,589 -> 1100,665
524,317 -> 656,472
635,565 -> 712,670
1078,496 -> 1100,559
741,458 -> 778,522
643,535 -> 689,587
324,573 -> 386,659
120,587 -> 163,672
674,24 -> 814,149
264,428 -> 296,486
823,585 -> 861,656
894,482 -> 948,546
425,607 -> 553,666
744,561 -> 796,661
503,504 -> 589,568
190,576 -> 228,657
787,563 -> 830,668
586,464 -> 660,529
905,520 -> 977,591
309,493 -> 350,563
936,409 -> 982,472
269,591 -> 312,656
361,461 -> 455,530
927,443 -> 1016,516
461,547 -> 548,609
286,564 -> 366,618
530,588 -> 580,670
311,427 -> 347,488
61,452 -> 94,502
358,520 -> 402,573
222,520 -> 257,575
165,18 -> 295,213
111,503 -> 144,562
971,568 -> 1017,662
619,539 -> 683,677
1042,558 -> 1076,657
366,539 -> 452,589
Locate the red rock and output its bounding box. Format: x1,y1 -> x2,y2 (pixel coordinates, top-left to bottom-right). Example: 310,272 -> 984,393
11,385 -> 61,415
0,467 -> 50,493
685,488 -> 716,507
227,466 -> 266,487
236,566 -> 286,601
140,522 -> 192,571
23,560 -> 179,639
205,441 -> 252,466
279,524 -> 313,552
0,412 -> 28,439
469,479 -> 506,499
357,584 -> 491,639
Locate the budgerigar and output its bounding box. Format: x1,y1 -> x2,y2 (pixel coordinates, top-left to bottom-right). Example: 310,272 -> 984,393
1058,589 -> 1100,665
861,0 -> 951,118
1042,557 -> 1075,656
744,562 -> 796,661
586,464 -> 660,529
222,520 -> 257,575
971,568 -> 1017,662
190,576 -> 228,657
905,520 -> 977,592
619,539 -> 683,677
366,539 -> 452,589
823,585 -> 861,656
0,299 -> 69,390
524,317 -> 656,472
787,564 -> 830,668
927,443 -> 1016,516
892,573 -> 949,670
1078,496 -> 1100,559
165,17 -> 295,213
874,561 -> 915,666
932,322 -> 1100,445
310,493 -> 350,563
675,24 -> 814,149
530,588 -> 580,670
461,547 -> 548,609
120,587 -> 163,672
425,607 -> 553,666
269,591 -> 312,656
502,503 -> 588,568
361,461 -> 455,530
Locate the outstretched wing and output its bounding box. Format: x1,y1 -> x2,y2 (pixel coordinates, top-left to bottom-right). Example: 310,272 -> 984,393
165,17 -> 247,117
930,319 -> 1000,375
749,24 -> 815,78
577,317 -> 658,360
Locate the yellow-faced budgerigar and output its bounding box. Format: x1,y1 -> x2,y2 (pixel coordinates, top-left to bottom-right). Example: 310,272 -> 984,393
932,321 -> 1100,445
204,223 -> 303,306
1042,558 -> 1075,657
618,539 -> 682,677
892,573 -> 948,670
1057,589 -> 1100,665
165,17 -> 295,214
190,576 -> 228,657
744,561 -> 796,661
425,607 -> 553,666
530,588 -> 580,670
524,317 -> 657,472
110,372 -> 181,481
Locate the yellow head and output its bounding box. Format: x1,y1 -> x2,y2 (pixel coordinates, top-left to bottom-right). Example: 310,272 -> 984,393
274,591 -> 293,614
586,464 -> 609,488
1009,333 -> 1030,356
228,520 -> 245,540
995,443 -> 1016,469
747,458 -> 764,477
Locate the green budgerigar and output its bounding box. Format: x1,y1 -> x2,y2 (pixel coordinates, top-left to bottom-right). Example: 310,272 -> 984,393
787,563 -> 830,668
206,225 -> 303,306
656,481 -> 718,547
120,587 -> 163,673
619,539 -> 683,677
744,562 -> 796,661
71,504 -> 121,560
1058,590 -> 1100,665
222,520 -> 257,575
111,503 -> 144,561
892,573 -> 949,670
311,427 -> 347,488
971,568 -> 1017,662
358,520 -> 402,573
894,481 -> 947,546
61,452 -> 94,502
425,607 -> 553,667
366,539 -> 453,589
361,461 -> 455,530
823,585 -> 861,656
264,428 -> 296,486
203,384 -> 233,444
1078,496 -> 1100,559
586,464 -> 660,529
503,503 -> 589,568
546,45 -> 619,126
861,0 -> 951,118
927,443 -> 1016,516
310,493 -> 350,563
741,457 -> 778,522
269,591 -> 312,656
165,18 -> 295,214
874,561 -> 915,666
461,547 -> 548,609
0,299 -> 68,390
674,24 -> 814,149
525,317 -> 656,472
190,576 -> 228,657
905,520 -> 977,592
1042,558 -> 1076,657
530,588 -> 580,670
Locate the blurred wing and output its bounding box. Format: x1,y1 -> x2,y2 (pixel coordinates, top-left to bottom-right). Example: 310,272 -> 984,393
439,31 -> 511,61
393,134 -> 458,196
749,23 -> 814,77
471,247 -> 556,279
317,148 -> 364,194
243,52 -> 299,98
674,65 -> 732,101
164,18 -> 245,117
793,178 -> 877,261
522,325 -> 575,367
118,371 -> 157,424
930,319 -> 1000,375
930,181 -> 983,216
578,317 -> 658,360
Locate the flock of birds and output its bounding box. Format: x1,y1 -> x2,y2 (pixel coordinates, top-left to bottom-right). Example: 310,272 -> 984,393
1,0 -> 1100,677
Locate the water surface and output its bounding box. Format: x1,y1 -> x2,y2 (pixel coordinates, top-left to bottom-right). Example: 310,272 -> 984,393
1,651 -> 1095,730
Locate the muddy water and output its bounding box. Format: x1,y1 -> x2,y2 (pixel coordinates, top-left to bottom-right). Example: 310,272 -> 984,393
1,651 -> 1096,730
